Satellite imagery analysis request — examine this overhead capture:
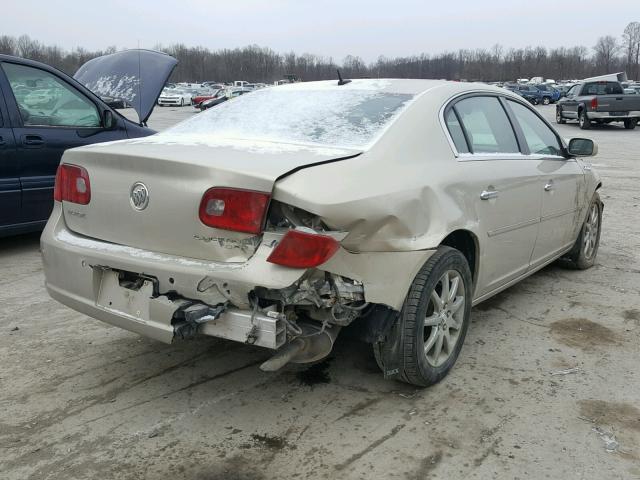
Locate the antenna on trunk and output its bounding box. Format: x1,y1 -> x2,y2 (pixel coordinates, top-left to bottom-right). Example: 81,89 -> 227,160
337,69 -> 351,86
137,42 -> 145,126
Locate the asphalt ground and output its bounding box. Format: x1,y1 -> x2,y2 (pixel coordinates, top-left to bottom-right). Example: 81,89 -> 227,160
1,103 -> 639,480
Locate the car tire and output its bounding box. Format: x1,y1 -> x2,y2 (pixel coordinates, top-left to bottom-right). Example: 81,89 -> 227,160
180,99 -> 184,107
542,96 -> 551,105
374,246 -> 472,387
579,109 -> 591,129
558,192 -> 602,270
624,118 -> 637,130
556,107 -> 566,124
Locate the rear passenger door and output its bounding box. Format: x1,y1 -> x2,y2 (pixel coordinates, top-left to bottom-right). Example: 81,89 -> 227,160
444,95 -> 542,297
0,87 -> 19,229
505,99 -> 584,266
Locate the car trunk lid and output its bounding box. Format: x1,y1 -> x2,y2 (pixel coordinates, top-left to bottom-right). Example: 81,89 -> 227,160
61,137 -> 360,263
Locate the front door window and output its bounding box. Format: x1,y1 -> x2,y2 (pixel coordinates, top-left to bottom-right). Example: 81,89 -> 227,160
2,62 -> 100,128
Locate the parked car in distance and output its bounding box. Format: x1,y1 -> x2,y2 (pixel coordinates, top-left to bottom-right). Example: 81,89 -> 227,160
198,94 -> 228,110
42,79 -> 603,387
202,82 -> 223,89
157,88 -> 193,107
555,84 -> 575,98
534,84 -> 560,104
0,50 -> 176,237
556,80 -> 640,129
199,88 -> 251,110
193,89 -> 224,109
505,84 -> 543,104
99,95 -> 129,109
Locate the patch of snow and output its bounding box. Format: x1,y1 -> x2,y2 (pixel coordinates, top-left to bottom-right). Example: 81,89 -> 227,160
157,85 -> 416,149
274,79 -> 392,91
83,74 -> 137,103
124,134 -> 356,156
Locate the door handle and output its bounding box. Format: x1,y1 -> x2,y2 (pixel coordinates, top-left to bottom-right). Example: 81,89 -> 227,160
480,189 -> 499,200
544,180 -> 555,191
22,134 -> 44,147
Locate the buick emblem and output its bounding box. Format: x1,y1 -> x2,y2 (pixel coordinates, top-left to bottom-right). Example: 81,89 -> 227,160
130,182 -> 149,211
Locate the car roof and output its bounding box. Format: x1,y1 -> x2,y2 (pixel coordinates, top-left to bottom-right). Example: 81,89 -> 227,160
273,78 -> 512,103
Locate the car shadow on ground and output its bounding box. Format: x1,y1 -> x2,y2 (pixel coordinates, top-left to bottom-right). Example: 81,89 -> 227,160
0,231 -> 41,257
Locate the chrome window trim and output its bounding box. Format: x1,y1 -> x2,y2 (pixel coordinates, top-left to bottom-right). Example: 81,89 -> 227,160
439,89 -> 568,162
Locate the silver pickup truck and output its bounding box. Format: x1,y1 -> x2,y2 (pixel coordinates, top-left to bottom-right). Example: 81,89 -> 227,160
556,80 -> 640,130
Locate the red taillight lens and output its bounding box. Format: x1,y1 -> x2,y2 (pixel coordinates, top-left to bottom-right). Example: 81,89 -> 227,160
591,97 -> 598,109
198,187 -> 270,234
267,230 -> 340,268
53,164 -> 91,204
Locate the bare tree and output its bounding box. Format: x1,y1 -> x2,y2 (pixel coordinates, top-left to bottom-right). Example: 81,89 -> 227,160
0,35 -> 16,55
593,35 -> 621,73
0,31 -> 632,83
622,22 -> 640,80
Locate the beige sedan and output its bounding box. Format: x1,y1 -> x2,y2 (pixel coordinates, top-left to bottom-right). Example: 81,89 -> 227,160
41,79 -> 602,387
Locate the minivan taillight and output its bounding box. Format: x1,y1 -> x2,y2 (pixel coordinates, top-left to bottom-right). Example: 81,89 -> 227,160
53,164 -> 91,204
198,187 -> 270,234
591,97 -> 598,110
267,230 -> 339,268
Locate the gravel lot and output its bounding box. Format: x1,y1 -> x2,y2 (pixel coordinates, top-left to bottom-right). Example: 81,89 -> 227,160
1,104 -> 639,480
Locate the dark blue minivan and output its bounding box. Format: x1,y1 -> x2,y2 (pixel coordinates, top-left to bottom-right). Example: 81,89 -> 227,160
0,50 -> 176,236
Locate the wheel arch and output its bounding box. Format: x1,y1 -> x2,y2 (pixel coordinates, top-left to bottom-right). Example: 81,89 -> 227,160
439,229 -> 479,287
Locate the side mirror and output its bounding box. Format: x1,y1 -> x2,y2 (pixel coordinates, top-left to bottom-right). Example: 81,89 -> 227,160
102,109 -> 117,130
568,138 -> 597,157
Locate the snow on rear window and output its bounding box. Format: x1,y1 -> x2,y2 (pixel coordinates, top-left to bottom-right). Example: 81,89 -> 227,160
161,82 -> 415,149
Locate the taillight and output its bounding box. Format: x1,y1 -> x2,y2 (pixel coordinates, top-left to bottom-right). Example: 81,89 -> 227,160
199,187 -> 270,234
591,97 -> 598,109
267,230 -> 339,268
53,164 -> 91,204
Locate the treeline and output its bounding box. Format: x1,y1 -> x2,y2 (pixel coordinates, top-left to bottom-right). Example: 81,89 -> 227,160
1,22 -> 638,83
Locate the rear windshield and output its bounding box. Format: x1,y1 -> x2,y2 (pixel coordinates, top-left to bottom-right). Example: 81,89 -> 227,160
582,82 -> 623,95
164,86 -> 415,148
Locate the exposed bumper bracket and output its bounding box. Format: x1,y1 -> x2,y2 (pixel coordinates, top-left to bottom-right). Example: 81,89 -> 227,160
173,302 -> 227,339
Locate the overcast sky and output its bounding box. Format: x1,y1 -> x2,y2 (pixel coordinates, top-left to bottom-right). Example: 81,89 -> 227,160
4,0 -> 637,61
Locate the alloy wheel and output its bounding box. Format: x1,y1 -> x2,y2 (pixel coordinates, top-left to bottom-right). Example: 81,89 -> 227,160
423,270 -> 466,367
583,203 -> 599,260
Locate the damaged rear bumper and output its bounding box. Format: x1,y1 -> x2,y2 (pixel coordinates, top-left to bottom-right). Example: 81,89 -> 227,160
41,204 -> 304,344
41,204 -> 435,346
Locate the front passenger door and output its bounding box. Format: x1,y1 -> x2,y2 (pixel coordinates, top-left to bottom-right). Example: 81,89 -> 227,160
505,99 -> 584,266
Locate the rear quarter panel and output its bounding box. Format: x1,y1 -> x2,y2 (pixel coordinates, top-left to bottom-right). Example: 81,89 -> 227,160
273,84 -> 484,254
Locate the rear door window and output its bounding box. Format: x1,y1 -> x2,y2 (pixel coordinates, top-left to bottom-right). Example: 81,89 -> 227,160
453,96 -> 520,154
444,109 -> 469,153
